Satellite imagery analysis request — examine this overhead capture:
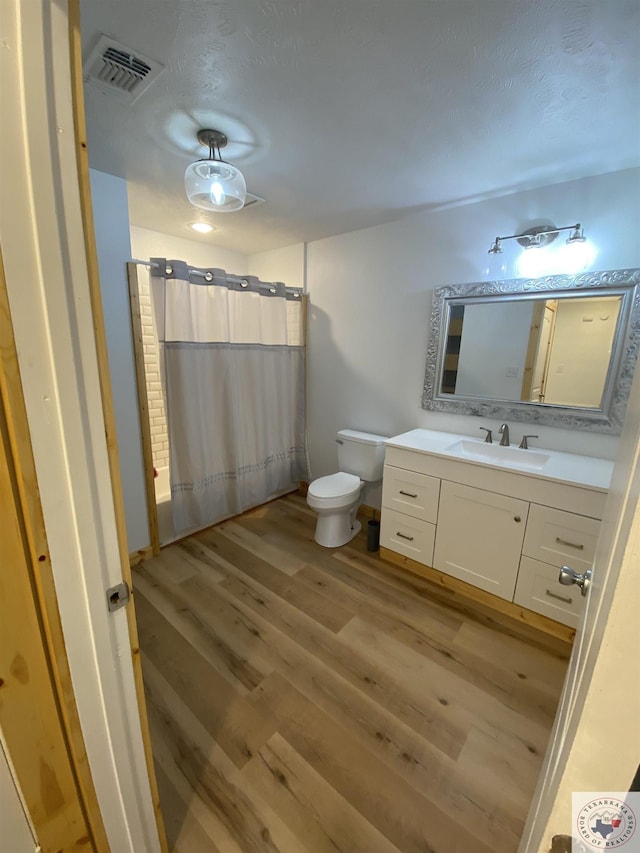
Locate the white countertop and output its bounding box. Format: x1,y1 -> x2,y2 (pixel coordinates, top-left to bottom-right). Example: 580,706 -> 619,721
385,429 -> 614,492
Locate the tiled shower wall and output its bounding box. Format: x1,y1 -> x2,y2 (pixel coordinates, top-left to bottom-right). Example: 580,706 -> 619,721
138,274 -> 169,469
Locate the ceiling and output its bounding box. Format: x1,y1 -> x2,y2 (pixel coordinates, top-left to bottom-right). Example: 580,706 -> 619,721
80,0 -> 640,255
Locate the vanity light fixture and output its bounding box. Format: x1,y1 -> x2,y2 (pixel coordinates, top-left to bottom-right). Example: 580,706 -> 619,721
488,223 -> 588,254
184,129 -> 247,212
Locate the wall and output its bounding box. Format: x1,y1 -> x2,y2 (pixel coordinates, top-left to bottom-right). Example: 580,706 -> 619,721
455,301 -> 534,399
544,296 -> 621,407
90,169 -> 149,552
248,243 -> 305,289
130,225 -> 249,274
305,168 -> 640,487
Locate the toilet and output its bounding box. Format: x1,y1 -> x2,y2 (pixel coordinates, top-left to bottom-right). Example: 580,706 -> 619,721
307,429 -> 388,548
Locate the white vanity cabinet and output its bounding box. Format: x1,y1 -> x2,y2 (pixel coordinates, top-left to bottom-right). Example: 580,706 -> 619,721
380,434 -> 611,632
513,506 -> 601,627
433,481 -> 528,601
380,467 -> 439,564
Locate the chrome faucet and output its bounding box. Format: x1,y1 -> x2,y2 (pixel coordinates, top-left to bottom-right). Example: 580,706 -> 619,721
479,427 -> 493,444
498,423 -> 510,446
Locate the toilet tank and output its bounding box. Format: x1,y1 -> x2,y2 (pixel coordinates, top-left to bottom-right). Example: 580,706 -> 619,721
337,429 -> 388,481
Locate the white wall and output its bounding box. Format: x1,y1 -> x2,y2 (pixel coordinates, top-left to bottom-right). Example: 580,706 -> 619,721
305,168 -> 640,486
455,301 -> 533,399
130,225 -> 249,274
544,296 -> 621,407
90,169 -> 149,552
248,243 -> 305,289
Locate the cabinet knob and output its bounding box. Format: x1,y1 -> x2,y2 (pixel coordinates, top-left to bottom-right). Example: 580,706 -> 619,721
514,515 -> 521,523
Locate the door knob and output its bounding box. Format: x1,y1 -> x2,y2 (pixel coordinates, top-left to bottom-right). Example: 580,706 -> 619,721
558,565 -> 592,597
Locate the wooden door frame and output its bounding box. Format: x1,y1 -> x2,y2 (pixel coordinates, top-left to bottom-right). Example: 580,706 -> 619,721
0,249 -> 109,852
1,1 -> 166,849
68,3 -> 167,848
127,262 -> 161,560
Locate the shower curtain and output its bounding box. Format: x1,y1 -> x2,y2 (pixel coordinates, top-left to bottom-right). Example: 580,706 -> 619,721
152,260 -> 307,533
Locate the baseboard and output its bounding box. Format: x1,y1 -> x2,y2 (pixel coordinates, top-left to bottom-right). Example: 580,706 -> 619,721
129,546 -> 153,567
357,503 -> 379,521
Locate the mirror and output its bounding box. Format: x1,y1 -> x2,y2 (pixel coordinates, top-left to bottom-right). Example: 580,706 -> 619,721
423,268 -> 640,433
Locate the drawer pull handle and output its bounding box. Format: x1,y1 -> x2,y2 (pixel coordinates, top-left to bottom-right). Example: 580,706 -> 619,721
545,588 -> 573,605
396,531 -> 415,541
399,490 -> 418,499
555,537 -> 584,551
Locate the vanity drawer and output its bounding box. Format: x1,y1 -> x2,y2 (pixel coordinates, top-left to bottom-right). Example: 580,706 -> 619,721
515,556 -> 585,628
380,508 -> 436,566
382,464 -> 440,523
523,504 -> 600,572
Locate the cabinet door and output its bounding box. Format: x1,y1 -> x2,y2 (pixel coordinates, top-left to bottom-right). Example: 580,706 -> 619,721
433,481 -> 528,601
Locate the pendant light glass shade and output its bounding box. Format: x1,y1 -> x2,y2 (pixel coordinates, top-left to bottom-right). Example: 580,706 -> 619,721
184,129 -> 246,212
185,159 -> 246,212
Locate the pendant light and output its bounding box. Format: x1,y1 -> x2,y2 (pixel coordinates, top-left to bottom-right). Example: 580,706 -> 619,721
184,129 -> 246,212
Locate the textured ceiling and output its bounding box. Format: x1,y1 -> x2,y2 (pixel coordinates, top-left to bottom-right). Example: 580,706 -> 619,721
80,0 -> 640,254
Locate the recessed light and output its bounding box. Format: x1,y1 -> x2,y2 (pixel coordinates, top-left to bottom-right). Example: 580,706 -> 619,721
189,222 -> 214,234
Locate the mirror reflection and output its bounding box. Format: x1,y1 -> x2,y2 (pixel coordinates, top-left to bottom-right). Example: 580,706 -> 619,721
442,294 -> 622,408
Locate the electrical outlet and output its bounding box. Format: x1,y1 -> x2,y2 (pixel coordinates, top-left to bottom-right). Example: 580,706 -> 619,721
505,367 -> 519,378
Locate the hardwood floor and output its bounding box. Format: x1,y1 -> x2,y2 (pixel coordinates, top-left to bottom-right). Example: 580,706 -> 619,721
134,492 -> 570,853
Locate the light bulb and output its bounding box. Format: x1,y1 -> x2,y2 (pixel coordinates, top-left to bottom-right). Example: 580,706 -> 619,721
556,239 -> 597,274
518,247 -> 551,278
210,179 -> 226,206
185,156 -> 246,212
482,252 -> 507,280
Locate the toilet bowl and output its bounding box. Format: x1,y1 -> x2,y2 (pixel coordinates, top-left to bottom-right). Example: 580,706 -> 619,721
306,472 -> 363,548
307,429 -> 387,548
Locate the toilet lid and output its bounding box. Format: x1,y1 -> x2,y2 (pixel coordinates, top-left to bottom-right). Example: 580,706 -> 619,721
308,472 -> 361,499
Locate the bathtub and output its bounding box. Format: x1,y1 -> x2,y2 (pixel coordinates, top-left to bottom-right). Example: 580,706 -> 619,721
154,465 -> 170,503
154,466 -> 175,545
153,465 -> 296,546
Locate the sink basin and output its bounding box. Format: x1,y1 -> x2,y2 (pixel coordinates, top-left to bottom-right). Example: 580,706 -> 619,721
445,440 -> 550,472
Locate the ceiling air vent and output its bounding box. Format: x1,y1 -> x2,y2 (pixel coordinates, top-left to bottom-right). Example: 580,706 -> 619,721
83,35 -> 164,103
242,192 -> 266,210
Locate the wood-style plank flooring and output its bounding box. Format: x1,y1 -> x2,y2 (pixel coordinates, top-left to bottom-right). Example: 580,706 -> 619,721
134,493 -> 570,853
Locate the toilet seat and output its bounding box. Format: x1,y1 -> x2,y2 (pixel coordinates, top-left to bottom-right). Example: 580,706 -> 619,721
307,472 -> 361,508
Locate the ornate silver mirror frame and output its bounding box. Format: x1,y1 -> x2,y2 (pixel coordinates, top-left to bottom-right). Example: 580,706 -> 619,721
422,268 -> 640,433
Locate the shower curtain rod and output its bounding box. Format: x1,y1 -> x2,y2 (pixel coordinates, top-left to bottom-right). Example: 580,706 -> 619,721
129,258 -> 302,296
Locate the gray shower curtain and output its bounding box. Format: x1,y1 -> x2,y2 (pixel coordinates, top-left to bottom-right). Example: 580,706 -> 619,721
152,260 -> 307,533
